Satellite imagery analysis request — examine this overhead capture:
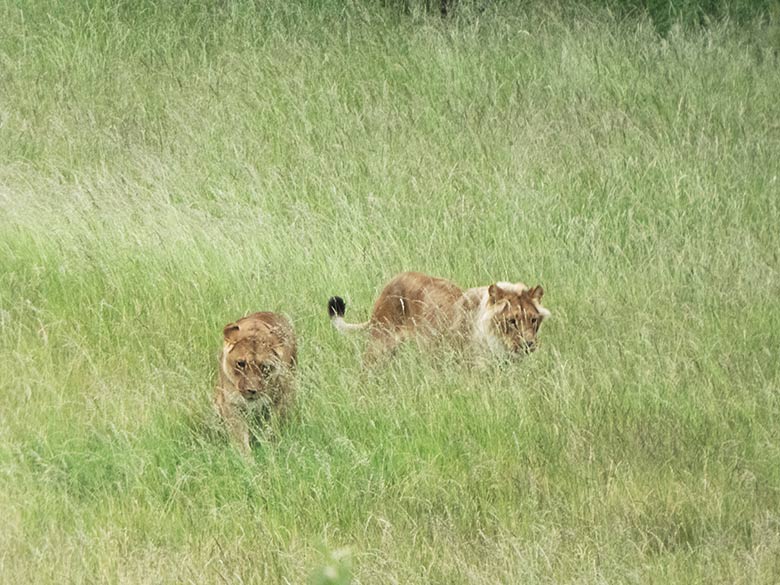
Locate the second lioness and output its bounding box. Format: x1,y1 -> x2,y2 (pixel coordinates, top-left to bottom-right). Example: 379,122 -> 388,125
214,312 -> 296,453
328,271 -> 550,363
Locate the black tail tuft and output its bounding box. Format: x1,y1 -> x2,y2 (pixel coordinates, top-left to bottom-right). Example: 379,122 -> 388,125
327,296 -> 346,318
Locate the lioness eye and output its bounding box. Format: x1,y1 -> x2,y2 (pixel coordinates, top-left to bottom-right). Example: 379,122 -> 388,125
507,318 -> 517,328
531,317 -> 539,327
235,360 -> 247,370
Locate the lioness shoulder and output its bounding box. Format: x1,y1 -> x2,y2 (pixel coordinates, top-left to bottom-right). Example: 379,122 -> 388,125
214,312 -> 296,453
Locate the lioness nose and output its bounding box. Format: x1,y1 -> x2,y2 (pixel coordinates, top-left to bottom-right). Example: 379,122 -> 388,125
247,388 -> 258,395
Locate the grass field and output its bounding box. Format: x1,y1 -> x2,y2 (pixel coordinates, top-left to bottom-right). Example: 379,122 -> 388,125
1,1 -> 779,582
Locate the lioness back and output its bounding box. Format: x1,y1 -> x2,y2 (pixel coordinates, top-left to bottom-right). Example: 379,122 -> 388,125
370,271 -> 463,333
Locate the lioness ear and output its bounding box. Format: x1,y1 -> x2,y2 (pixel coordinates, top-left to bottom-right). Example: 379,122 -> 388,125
488,284 -> 498,304
223,322 -> 241,344
488,284 -> 508,305
528,286 -> 551,319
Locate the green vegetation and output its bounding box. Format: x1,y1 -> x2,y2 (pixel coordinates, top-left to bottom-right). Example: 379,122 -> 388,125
1,1 -> 779,582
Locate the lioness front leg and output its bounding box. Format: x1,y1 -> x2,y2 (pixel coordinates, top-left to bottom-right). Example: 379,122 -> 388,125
264,378 -> 295,438
227,414 -> 251,455
215,393 -> 251,455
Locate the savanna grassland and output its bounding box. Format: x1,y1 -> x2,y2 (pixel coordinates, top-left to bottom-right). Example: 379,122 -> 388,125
1,1 -> 779,583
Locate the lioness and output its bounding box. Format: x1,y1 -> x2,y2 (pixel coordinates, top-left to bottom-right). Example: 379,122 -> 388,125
328,271 -> 550,363
214,312 -> 297,453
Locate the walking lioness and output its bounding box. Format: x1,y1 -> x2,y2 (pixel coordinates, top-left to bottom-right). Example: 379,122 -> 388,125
328,271 -> 551,363
214,312 -> 296,453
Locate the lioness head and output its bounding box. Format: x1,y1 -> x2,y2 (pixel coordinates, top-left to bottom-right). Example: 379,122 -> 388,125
487,283 -> 551,354
221,321 -> 286,401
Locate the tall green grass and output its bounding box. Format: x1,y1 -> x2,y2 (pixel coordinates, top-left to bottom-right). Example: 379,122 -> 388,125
1,1 -> 779,582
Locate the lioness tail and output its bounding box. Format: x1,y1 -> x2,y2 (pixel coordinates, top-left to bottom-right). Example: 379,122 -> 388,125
327,296 -> 369,333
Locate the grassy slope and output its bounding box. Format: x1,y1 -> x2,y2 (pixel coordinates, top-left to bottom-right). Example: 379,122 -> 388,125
1,1 -> 779,582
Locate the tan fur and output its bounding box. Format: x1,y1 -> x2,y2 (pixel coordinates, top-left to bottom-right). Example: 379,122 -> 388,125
331,271 -> 551,363
214,312 -> 296,453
